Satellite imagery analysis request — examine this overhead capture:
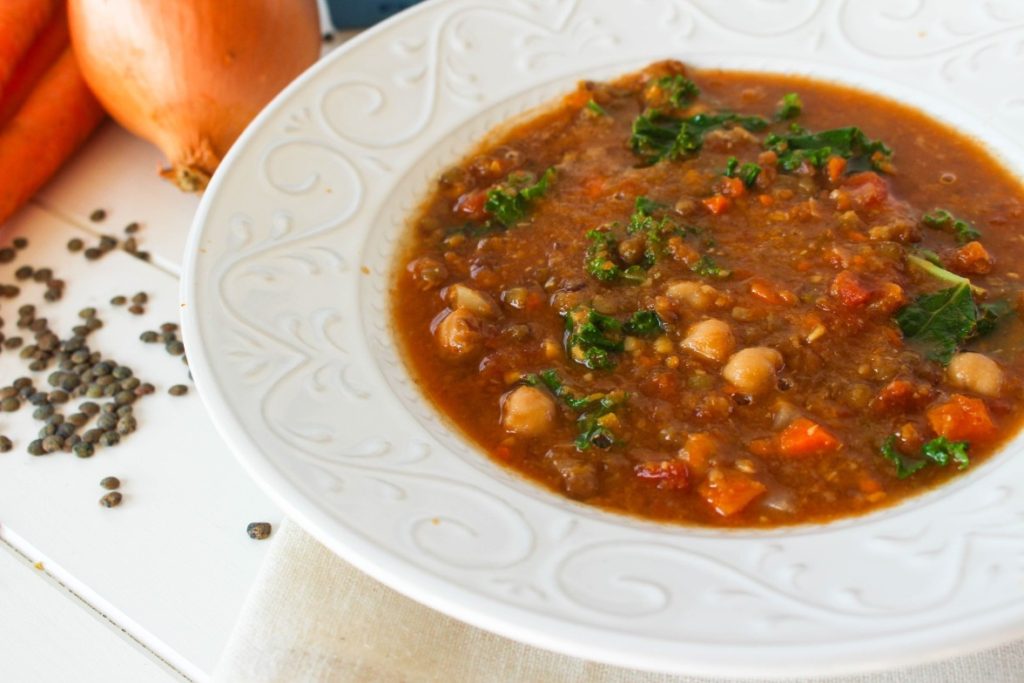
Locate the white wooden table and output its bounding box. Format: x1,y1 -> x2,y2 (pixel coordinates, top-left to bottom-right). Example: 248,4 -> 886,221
0,121 -> 282,683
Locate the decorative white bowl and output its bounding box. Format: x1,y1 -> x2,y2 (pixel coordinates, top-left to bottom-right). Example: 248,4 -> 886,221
181,0 -> 1024,676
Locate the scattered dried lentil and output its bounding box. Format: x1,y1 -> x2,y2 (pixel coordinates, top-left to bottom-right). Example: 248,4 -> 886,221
99,492 -> 122,508
89,208 -> 107,222
168,384 -> 188,396
246,522 -> 272,540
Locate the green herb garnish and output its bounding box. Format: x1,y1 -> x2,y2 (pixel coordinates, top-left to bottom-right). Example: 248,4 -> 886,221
585,229 -> 622,282
880,435 -> 927,479
921,436 -> 970,470
484,167 -> 556,227
631,111 -> 768,165
895,280 -> 1007,365
765,126 -> 891,173
525,370 -> 627,450
724,156 -> 739,178
585,99 -> 607,117
880,434 -> 970,479
922,208 -> 981,244
691,254 -> 731,279
623,310 -> 664,336
775,92 -> 803,120
655,74 -> 700,107
565,307 -> 624,370
722,158 -> 761,187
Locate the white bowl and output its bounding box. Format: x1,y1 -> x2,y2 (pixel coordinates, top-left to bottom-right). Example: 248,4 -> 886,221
181,0 -> 1024,677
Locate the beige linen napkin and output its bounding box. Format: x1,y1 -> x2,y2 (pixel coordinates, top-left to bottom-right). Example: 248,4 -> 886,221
214,520 -> 1024,682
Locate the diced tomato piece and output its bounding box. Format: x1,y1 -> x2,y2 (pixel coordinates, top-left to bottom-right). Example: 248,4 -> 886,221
951,241 -> 994,275
842,172 -> 888,209
872,380 -> 914,413
702,194 -> 730,215
826,156 -> 847,184
777,418 -> 841,457
699,469 -> 767,517
634,460 -> 690,490
830,270 -> 873,308
927,394 -> 997,442
453,189 -> 489,221
721,176 -> 745,197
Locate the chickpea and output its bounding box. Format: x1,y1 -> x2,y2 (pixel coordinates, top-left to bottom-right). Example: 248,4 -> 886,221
665,280 -> 719,311
434,308 -> 483,356
722,347 -> 783,396
947,352 -> 1003,397
446,283 -> 498,317
501,385 -> 557,437
680,319 -> 735,363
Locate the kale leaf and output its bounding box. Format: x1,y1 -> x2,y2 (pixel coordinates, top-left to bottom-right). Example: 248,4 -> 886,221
764,126 -> 892,173
631,111 -> 768,165
880,435 -> 927,479
623,310 -> 664,336
655,74 -> 700,107
691,254 -> 731,279
922,208 -> 981,244
524,370 -> 627,450
585,229 -> 622,282
484,167 -> 555,227
880,434 -> 970,479
564,307 -> 624,370
585,99 -> 607,117
775,92 -> 803,120
894,275 -> 1008,365
723,157 -> 761,187
921,436 -> 970,470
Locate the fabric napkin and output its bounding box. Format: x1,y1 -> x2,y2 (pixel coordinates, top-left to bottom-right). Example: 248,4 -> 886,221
214,519 -> 1024,682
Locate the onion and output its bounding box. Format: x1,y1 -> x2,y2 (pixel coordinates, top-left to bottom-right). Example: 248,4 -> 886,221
67,0 -> 320,192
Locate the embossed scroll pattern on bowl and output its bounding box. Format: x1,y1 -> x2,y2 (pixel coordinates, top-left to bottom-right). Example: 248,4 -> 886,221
182,0 -> 1024,676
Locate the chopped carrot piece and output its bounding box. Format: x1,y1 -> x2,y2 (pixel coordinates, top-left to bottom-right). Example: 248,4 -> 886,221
721,176 -> 745,197
634,460 -> 690,490
749,277 -> 785,304
927,394 -> 996,442
778,417 -> 841,457
699,469 -> 766,517
830,270 -> 873,308
826,155 -> 847,183
682,432 -> 716,472
702,194 -> 730,215
758,193 -> 774,206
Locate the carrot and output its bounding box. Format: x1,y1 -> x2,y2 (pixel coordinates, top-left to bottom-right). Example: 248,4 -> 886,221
721,176 -> 745,197
0,49 -> 105,226
0,0 -> 60,93
749,277 -> 785,305
826,155 -> 846,183
927,394 -> 996,442
699,469 -> 766,517
778,417 -> 841,457
702,194 -> 730,215
0,6 -> 69,129
682,432 -> 716,473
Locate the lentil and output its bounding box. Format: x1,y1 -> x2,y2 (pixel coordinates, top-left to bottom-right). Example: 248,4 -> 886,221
99,492 -> 122,508
246,522 -> 272,540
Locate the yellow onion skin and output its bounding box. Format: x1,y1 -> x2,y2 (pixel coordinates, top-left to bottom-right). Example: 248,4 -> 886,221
68,0 -> 321,192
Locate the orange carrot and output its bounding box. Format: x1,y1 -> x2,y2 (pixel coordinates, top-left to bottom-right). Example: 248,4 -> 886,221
699,469 -> 766,517
927,395 -> 996,442
0,0 -> 60,93
0,7 -> 69,129
702,194 -> 730,215
0,49 -> 104,226
826,155 -> 846,183
778,417 -> 841,457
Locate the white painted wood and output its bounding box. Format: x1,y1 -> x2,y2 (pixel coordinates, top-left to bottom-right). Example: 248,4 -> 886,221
0,539 -> 180,683
0,205 -> 280,680
33,122 -> 201,275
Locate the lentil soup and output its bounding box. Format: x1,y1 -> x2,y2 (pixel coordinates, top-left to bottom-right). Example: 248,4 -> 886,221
391,61 -> 1024,527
